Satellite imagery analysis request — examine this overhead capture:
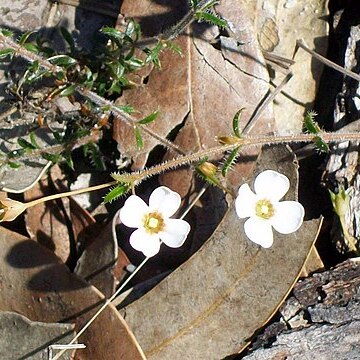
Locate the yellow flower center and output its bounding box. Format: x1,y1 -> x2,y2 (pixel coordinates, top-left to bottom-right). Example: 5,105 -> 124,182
143,211 -> 165,234
255,199 -> 275,220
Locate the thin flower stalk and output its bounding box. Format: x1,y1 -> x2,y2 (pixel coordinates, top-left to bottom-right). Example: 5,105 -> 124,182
0,181 -> 116,222
50,255 -> 149,360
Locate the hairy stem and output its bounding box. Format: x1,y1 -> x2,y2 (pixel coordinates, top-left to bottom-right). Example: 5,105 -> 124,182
113,131 -> 360,185
161,0 -> 217,41
7,132 -> 100,163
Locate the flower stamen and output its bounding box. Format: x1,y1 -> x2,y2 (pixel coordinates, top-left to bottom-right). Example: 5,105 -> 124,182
255,199 -> 275,220
143,211 -> 165,234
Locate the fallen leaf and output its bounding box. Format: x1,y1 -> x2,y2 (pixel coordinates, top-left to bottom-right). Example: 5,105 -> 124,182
0,227 -> 145,360
24,165 -> 72,263
0,311 -> 75,360
114,0 -> 273,172
120,145 -> 322,359
75,209 -> 131,297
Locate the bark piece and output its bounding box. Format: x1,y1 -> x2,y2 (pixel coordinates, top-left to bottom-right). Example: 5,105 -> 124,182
243,259 -> 360,359
322,8 -> 360,254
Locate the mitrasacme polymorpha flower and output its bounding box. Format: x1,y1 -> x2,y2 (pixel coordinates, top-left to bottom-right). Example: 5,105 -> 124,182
120,186 -> 191,257
235,170 -> 305,248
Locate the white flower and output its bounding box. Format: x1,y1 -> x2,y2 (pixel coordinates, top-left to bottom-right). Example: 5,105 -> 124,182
235,170 -> 305,248
120,186 -> 191,257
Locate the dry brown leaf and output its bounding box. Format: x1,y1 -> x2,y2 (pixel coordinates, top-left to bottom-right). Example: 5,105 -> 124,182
75,209 -> 131,297
0,311 -> 75,360
114,0 -> 273,172
69,197 -> 99,251
0,227 -> 145,360
120,145 -> 322,359
24,165 -> 72,263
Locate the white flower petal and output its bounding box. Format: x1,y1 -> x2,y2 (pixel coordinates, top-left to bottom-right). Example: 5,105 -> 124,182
244,217 -> 274,248
271,201 -> 305,234
120,195 -> 149,228
254,170 -> 290,201
235,184 -> 257,218
129,228 -> 161,257
149,186 -> 181,217
159,219 -> 190,248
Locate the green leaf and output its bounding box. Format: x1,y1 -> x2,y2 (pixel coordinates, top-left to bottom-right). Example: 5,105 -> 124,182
125,57 -> 144,69
29,132 -> 40,149
42,153 -> 60,163
190,0 -> 198,9
8,161 -> 21,169
101,26 -> 124,42
114,105 -> 135,114
0,29 -> 14,37
60,27 -> 75,52
64,153 -> 74,170
199,0 -> 219,10
8,149 -> 25,158
138,110 -> 159,125
232,108 -> 244,138
83,143 -> 105,171
125,19 -> 137,38
0,48 -> 14,59
59,84 -> 76,97
104,184 -> 130,204
55,70 -> 66,81
222,147 -> 240,177
304,112 -> 329,153
134,126 -> 143,150
48,55 -> 77,66
23,43 -> 39,53
17,138 -> 36,150
109,62 -> 125,79
314,136 -> 329,153
53,131 -> 63,143
107,81 -> 121,95
195,12 -> 228,28
166,41 -> 182,55
18,30 -> 36,45
304,111 -> 319,134
145,42 -> 164,67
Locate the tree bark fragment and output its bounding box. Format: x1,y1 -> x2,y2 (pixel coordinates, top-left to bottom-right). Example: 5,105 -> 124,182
242,258 -> 360,360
